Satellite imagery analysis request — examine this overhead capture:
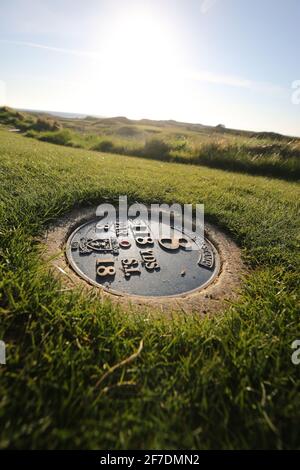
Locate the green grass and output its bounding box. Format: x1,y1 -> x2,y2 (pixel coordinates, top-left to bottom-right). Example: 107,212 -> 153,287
1,106 -> 300,180
0,129 -> 299,449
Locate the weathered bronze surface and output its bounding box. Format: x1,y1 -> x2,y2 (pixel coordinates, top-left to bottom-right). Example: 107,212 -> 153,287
66,216 -> 220,297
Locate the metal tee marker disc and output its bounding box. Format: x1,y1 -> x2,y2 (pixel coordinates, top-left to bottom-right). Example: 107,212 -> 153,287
66,216 -> 220,297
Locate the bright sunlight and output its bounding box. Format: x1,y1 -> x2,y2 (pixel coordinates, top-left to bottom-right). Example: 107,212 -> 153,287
90,6 -> 184,118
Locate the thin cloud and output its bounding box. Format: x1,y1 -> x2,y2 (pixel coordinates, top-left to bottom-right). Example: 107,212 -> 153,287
186,70 -> 285,94
200,0 -> 218,14
0,39 -> 285,95
0,39 -> 99,59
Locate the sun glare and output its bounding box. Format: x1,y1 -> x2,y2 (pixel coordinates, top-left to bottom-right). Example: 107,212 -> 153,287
90,6 -> 184,118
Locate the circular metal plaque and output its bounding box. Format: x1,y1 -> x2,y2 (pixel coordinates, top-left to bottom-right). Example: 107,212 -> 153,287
66,216 -> 220,297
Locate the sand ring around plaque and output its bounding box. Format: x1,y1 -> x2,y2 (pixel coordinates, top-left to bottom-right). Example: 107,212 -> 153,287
40,206 -> 246,315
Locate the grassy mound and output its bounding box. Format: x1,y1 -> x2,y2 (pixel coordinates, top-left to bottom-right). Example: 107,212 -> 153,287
1,107 -> 299,180
0,130 -> 299,449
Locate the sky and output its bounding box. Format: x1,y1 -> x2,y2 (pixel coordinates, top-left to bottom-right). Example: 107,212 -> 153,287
0,0 -> 299,136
